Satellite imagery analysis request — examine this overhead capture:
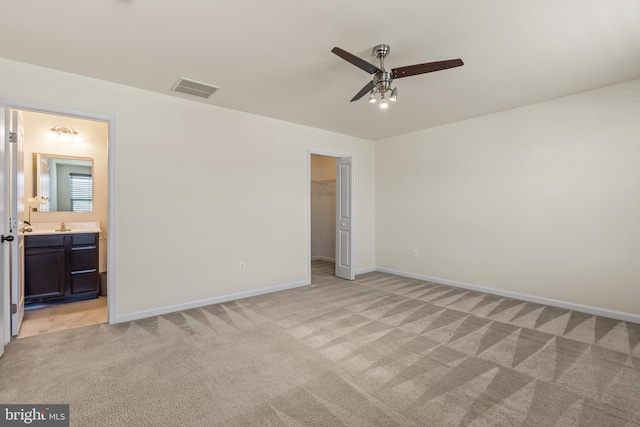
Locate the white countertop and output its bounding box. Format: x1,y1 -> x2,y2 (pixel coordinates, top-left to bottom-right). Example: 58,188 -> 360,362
23,222 -> 101,236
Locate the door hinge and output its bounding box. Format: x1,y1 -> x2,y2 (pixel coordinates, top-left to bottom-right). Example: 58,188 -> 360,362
9,132 -> 17,143
10,304 -> 17,315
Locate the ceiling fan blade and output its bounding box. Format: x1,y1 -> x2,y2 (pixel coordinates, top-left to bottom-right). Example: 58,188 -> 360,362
392,59 -> 464,79
332,47 -> 382,75
350,81 -> 375,102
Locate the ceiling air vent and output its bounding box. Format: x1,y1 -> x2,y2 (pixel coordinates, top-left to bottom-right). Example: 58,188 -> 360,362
172,78 -> 219,99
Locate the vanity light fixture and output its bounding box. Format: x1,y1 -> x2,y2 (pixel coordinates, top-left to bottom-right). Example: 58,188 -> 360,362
47,125 -> 82,142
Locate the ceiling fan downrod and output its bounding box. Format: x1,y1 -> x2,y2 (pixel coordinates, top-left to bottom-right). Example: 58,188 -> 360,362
372,44 -> 394,106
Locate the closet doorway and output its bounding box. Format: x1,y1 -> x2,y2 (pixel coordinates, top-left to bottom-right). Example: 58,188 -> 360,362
308,152 -> 354,282
311,154 -> 337,270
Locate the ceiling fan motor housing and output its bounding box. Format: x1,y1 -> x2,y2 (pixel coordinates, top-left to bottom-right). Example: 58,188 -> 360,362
374,71 -> 393,93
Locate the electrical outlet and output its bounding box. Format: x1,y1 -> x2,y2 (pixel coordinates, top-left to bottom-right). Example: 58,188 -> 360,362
412,249 -> 418,258
239,261 -> 246,271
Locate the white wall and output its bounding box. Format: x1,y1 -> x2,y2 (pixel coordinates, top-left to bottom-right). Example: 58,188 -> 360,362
310,155 -> 336,260
0,58 -> 376,320
376,80 -> 640,317
6,56 -> 636,321
22,111 -> 108,272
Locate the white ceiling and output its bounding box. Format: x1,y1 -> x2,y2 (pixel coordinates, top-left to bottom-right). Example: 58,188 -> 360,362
1,0 -> 639,140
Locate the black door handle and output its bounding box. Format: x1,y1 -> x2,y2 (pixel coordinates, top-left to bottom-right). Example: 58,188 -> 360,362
1,234 -> 14,243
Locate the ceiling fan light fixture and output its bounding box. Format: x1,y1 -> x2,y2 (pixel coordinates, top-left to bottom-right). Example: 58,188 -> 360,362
379,96 -> 388,109
368,90 -> 376,103
390,87 -> 398,102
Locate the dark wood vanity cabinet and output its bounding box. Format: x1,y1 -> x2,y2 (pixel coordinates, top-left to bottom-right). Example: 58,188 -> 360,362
25,233 -> 99,304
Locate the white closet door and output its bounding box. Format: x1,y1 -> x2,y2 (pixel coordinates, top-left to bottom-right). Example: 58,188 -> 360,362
335,156 -> 354,280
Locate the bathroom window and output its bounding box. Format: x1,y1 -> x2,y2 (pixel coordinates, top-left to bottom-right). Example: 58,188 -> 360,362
69,173 -> 92,212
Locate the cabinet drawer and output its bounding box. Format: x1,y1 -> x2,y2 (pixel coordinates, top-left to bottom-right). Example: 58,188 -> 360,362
70,270 -> 98,294
25,235 -> 64,249
70,247 -> 98,271
72,233 -> 98,246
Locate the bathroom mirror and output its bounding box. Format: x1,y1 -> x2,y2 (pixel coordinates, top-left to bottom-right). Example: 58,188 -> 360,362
34,153 -> 94,212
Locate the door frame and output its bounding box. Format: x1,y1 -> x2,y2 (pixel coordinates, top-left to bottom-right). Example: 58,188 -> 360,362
1,104 -> 7,355
307,149 -> 355,283
10,110 -> 25,336
0,96 -> 117,344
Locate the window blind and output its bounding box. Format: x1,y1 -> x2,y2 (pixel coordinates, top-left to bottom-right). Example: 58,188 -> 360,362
69,173 -> 92,212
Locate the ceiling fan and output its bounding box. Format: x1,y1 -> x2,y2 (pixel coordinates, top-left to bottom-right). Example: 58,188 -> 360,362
331,44 -> 463,108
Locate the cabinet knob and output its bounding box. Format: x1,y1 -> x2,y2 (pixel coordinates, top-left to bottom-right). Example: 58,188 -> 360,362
1,234 -> 14,243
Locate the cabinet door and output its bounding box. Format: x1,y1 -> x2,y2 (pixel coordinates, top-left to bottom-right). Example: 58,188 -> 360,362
25,248 -> 66,300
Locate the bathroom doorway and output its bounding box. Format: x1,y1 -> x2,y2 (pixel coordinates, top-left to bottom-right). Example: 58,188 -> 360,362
9,108 -> 110,338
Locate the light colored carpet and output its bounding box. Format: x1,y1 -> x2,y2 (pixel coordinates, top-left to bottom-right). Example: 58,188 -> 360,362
1,261 -> 639,426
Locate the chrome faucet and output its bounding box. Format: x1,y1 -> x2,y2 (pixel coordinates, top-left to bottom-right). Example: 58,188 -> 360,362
55,222 -> 71,232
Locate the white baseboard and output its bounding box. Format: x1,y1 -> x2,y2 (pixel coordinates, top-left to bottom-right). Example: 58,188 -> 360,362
311,256 -> 335,262
112,266 -> 640,325
376,267 -> 640,324
112,280 -> 309,324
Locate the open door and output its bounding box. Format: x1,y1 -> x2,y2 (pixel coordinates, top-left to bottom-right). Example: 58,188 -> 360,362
0,104 -> 8,357
10,110 -> 24,336
335,156 -> 355,280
